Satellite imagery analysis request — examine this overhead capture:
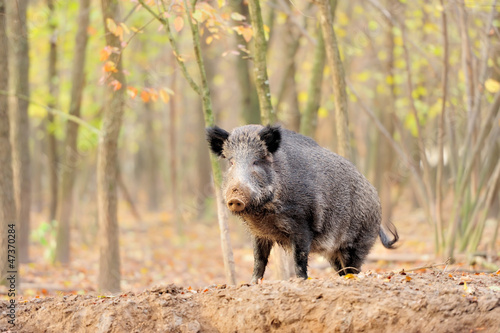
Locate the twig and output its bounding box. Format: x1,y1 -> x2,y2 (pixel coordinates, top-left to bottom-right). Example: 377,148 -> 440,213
271,0 -> 316,45
364,0 -> 439,77
346,81 -> 427,204
335,267 -> 360,275
0,90 -> 99,134
401,258 -> 451,273
137,0 -> 202,95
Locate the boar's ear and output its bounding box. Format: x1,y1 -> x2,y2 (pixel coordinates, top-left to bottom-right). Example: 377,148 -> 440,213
259,125 -> 281,154
206,126 -> 230,157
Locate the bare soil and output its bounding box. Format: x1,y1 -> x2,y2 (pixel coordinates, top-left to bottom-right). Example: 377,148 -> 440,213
2,270 -> 499,333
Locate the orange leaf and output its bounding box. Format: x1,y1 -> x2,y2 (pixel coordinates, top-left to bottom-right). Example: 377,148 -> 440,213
149,89 -> 158,102
405,276 -> 412,282
127,87 -> 138,99
111,80 -> 122,91
104,61 -> 118,73
242,26 -> 252,43
141,90 -> 150,103
100,47 -> 112,61
114,25 -> 124,42
174,16 -> 184,32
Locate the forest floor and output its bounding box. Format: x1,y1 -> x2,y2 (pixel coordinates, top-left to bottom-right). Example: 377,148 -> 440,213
4,270 -> 500,332
1,194 -> 500,332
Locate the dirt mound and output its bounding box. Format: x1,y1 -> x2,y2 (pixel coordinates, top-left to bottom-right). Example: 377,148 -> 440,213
2,271 -> 499,333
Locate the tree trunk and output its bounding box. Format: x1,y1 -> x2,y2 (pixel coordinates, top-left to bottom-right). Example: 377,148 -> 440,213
248,0 -> 275,124
143,79 -> 159,211
6,0 -> 31,263
137,0 -> 237,285
300,24 -> 325,138
317,0 -> 351,159
376,0 -> 396,230
229,0 -> 260,125
275,15 -> 301,132
247,0 -> 293,280
0,0 -> 17,285
54,0 -> 90,264
46,0 -> 59,222
186,2 -> 237,285
168,65 -> 182,235
98,0 -> 126,293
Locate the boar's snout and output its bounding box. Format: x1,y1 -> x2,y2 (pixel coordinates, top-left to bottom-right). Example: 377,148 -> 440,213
227,198 -> 245,212
226,186 -> 250,213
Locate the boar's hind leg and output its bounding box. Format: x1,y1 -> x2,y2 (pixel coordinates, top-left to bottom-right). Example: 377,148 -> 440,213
251,237 -> 273,283
329,247 -> 364,276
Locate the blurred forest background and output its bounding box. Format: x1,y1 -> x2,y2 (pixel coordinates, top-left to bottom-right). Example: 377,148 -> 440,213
0,0 -> 499,295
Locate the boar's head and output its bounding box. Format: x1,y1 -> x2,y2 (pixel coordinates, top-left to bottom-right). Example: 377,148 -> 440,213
206,125 -> 281,215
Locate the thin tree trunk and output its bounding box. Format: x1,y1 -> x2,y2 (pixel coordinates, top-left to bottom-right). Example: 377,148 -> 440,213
184,0 -> 236,285
377,0 -> 396,232
47,0 -> 59,222
0,0 -> 17,285
229,0 -> 260,125
248,0 -> 275,124
138,0 -> 237,285
435,0 -> 448,252
54,0 -> 90,264
275,14 -> 301,132
317,0 -> 351,159
168,63 -> 182,235
7,0 -> 31,263
301,24 -> 325,138
98,0 -> 126,293
143,79 -> 159,211
248,0 -> 293,280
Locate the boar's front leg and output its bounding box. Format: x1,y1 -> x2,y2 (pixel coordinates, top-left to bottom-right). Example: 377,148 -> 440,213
292,231 -> 312,279
251,237 -> 273,284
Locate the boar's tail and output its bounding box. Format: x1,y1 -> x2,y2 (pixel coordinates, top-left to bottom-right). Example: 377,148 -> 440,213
379,221 -> 399,249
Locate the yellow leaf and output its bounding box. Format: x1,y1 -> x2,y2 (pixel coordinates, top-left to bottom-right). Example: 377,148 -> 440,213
174,16 -> 184,32
485,79 -> 500,93
106,18 -> 117,34
318,107 -> 328,119
120,22 -> 130,35
231,12 -> 246,21
298,92 -> 308,103
159,89 -> 170,103
344,274 -> 357,280
206,36 -> 213,45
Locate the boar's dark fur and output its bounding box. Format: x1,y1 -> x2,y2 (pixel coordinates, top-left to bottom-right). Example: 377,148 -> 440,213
207,124 -> 398,283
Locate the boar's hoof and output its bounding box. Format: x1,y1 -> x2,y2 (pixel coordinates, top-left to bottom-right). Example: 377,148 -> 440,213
227,198 -> 246,212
